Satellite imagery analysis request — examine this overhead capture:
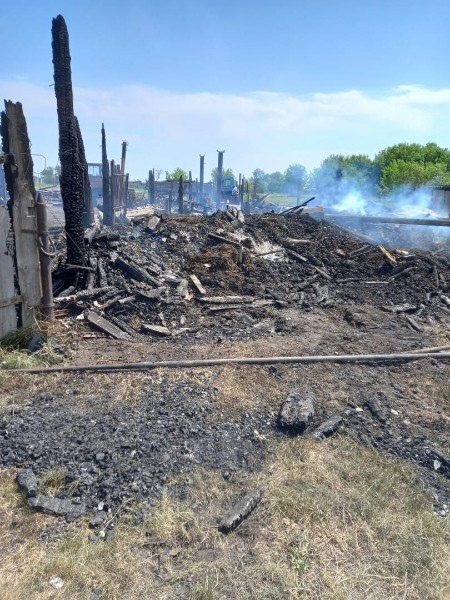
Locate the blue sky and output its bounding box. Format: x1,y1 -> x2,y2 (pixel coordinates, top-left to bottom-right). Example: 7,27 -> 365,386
1,0 -> 450,180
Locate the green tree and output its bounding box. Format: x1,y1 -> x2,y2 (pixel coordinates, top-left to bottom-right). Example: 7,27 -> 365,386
379,160 -> 450,193
284,164 -> 307,195
266,171 -> 285,192
165,167 -> 188,181
308,154 -> 377,201
251,168 -> 267,194
210,167 -> 234,186
375,143 -> 450,194
40,166 -> 57,185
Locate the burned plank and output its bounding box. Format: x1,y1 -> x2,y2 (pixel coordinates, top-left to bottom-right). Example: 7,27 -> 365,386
348,245 -> 374,258
378,245 -> 397,265
147,251 -> 166,270
381,303 -> 418,314
298,274 -> 319,290
312,415 -> 343,439
107,315 -> 137,337
189,274 -> 206,295
137,288 -> 165,301
207,232 -> 241,247
86,257 -> 97,290
404,315 -> 423,332
285,237 -> 311,245
102,294 -> 125,311
97,258 -> 108,288
312,265 -> 332,281
198,295 -> 255,304
114,255 -> 160,286
86,311 -> 131,340
54,286 -> 117,303
389,266 -> 415,281
286,249 -> 308,263
218,487 -> 264,534
141,324 -> 171,337
207,305 -> 243,313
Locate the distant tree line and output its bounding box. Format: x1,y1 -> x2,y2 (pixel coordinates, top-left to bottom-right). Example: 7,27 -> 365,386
44,142 -> 450,198
167,143 -> 450,200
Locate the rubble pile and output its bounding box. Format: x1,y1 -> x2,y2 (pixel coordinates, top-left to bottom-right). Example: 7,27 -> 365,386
51,210 -> 450,342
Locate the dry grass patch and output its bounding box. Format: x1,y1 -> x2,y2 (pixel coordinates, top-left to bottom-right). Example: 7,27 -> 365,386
212,364 -> 289,417
0,436 -> 448,599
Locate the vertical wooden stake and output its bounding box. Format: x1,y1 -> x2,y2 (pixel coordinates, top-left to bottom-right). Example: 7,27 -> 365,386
2,101 -> 41,327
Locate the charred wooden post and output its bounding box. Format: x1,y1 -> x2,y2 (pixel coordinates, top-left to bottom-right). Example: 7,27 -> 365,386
0,112 -> 13,221
239,176 -> 244,205
238,173 -> 242,209
35,194 -> 55,320
188,170 -> 192,203
124,173 -> 129,217
151,168 -> 155,203
199,154 -> 205,206
101,123 -> 113,225
178,176 -> 184,214
216,150 -> 224,211
0,205 -> 16,338
110,159 -> 115,217
244,180 -> 250,214
1,101 -> 42,327
120,141 -> 127,218
148,169 -> 154,204
52,14 -> 87,265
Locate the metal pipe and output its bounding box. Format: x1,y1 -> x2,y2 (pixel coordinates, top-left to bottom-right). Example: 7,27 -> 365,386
325,214 -> 450,227
6,350 -> 450,375
35,193 -> 54,320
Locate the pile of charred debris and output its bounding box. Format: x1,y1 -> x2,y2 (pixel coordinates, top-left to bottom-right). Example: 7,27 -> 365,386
51,208 -> 450,342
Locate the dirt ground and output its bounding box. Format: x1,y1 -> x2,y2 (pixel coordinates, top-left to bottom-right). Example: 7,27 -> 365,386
0,212 -> 449,598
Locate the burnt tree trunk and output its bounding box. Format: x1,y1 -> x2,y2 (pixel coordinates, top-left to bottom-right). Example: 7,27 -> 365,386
101,123 -> 113,225
52,14 -> 86,265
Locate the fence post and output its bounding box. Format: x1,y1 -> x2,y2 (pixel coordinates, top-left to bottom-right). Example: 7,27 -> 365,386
2,101 -> 41,328
36,194 -> 55,321
0,206 -> 17,338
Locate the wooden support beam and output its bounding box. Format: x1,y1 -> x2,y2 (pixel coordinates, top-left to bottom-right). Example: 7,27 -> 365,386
2,101 -> 41,327
0,207 -> 17,338
86,310 -> 131,340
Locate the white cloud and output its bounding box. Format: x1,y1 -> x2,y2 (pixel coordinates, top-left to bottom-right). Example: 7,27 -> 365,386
1,80 -> 449,178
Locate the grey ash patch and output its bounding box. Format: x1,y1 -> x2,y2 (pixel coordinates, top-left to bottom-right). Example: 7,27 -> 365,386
0,382 -> 273,515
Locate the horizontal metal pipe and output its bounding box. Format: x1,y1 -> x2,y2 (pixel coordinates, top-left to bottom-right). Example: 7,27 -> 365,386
325,214 -> 450,227
4,351 -> 450,375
